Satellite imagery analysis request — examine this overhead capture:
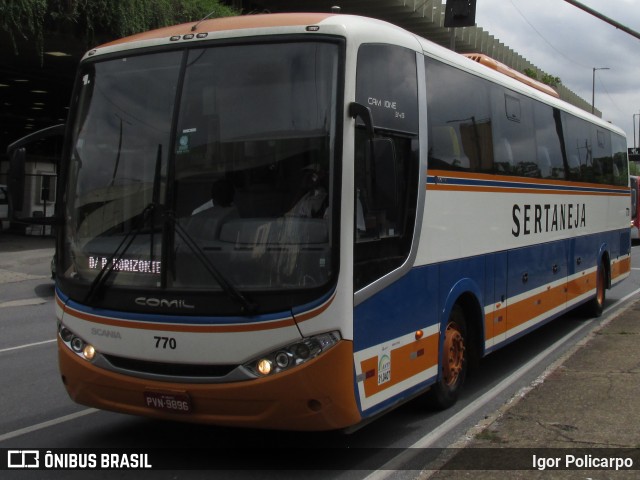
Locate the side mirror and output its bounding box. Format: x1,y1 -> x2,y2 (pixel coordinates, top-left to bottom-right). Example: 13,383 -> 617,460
349,102 -> 374,139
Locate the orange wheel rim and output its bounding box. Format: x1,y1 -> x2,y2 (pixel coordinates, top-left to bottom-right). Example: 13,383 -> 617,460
442,322 -> 465,387
596,268 -> 605,305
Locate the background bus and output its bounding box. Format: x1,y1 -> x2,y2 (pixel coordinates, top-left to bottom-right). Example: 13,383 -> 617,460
631,176 -> 639,242
8,13 -> 630,431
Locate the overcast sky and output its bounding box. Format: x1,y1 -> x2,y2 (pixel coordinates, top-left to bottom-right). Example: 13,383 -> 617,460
474,0 -> 640,148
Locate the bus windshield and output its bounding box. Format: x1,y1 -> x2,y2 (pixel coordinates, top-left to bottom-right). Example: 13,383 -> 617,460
63,41 -> 340,307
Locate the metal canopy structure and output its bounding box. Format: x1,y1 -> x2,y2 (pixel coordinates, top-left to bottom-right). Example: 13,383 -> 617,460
0,0 -> 596,171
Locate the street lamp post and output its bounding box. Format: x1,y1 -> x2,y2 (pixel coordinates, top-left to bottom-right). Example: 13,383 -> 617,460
633,113 -> 640,150
591,67 -> 610,115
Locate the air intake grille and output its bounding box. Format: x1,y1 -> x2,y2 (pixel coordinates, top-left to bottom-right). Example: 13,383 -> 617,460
103,354 -> 237,378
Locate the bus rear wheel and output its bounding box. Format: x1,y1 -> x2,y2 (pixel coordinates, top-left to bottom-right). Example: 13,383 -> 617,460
585,262 -> 606,318
426,305 -> 468,410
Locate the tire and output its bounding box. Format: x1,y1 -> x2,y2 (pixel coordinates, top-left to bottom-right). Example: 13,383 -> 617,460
584,262 -> 606,318
426,305 -> 468,410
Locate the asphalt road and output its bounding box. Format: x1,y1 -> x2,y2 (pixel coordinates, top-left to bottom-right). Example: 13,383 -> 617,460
1,239 -> 640,479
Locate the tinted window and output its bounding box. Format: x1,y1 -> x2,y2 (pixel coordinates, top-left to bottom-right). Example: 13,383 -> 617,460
356,44 -> 418,134
425,58 -> 494,172
492,90 -> 536,177
592,126 -> 613,184
612,134 -> 629,186
425,57 -> 626,187
534,103 -> 565,179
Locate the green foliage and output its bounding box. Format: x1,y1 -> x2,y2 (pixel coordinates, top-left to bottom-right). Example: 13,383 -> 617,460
540,73 -> 561,88
0,0 -> 47,51
70,0 -> 238,44
2,0 -> 238,53
523,68 -> 562,88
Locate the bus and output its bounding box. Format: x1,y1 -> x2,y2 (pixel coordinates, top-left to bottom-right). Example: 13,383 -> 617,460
631,176 -> 639,241
10,13 -> 630,431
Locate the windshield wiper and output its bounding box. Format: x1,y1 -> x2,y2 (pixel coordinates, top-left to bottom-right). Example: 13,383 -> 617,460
84,202 -> 157,304
168,212 -> 257,314
85,144 -> 163,305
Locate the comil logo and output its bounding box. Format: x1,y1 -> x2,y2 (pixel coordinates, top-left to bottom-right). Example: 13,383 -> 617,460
8,450 -> 40,468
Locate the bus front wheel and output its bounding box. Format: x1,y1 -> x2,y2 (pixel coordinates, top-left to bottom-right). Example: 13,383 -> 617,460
426,305 -> 468,410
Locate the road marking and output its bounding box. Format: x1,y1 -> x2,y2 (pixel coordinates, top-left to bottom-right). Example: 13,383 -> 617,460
0,270 -> 48,285
0,409 -> 98,443
0,297 -> 49,308
363,286 -> 640,478
0,339 -> 56,354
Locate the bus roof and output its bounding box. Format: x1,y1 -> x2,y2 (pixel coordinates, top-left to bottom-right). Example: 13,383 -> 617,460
87,13 -> 624,138
98,13 -> 336,48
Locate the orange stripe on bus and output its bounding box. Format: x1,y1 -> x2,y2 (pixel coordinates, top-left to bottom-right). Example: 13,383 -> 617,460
506,283 -> 567,332
484,304 -> 508,341
612,256 -> 631,279
294,293 -> 336,323
428,169 -> 630,192
429,184 -> 628,196
484,269 -> 606,344
360,333 -> 438,398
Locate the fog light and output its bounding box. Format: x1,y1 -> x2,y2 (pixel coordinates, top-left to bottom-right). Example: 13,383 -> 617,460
82,344 -> 96,360
70,337 -> 84,352
257,359 -> 272,375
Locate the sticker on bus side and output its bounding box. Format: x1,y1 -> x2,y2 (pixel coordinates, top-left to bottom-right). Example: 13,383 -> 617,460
377,354 -> 391,385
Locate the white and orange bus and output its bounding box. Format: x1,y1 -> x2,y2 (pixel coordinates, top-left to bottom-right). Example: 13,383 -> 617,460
13,13 -> 629,430
630,176 -> 639,240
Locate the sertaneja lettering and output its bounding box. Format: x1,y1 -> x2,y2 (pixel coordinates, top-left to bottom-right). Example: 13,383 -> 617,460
512,203 -> 586,237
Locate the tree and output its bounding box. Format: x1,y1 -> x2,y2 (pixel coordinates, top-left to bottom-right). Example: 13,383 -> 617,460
524,68 -> 561,88
1,0 -> 238,55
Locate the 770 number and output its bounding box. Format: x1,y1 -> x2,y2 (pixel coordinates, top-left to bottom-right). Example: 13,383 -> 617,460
154,336 -> 177,349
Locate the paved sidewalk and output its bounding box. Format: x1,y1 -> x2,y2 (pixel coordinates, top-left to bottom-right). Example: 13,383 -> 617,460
0,231 -> 54,253
0,232 -> 54,284
424,299 -> 640,479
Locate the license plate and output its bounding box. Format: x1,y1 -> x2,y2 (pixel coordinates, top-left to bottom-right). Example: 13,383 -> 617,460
144,391 -> 192,414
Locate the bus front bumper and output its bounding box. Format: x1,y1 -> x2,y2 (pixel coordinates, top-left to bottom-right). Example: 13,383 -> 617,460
58,338 -> 361,431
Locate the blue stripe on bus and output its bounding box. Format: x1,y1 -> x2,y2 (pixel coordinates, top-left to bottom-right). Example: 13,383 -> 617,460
426,175 -> 628,195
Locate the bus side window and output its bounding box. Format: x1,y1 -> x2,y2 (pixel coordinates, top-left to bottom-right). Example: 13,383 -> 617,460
425,57 -> 494,173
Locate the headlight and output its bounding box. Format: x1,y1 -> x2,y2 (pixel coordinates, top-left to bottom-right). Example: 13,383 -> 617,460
244,331 -> 341,377
58,322 -> 97,362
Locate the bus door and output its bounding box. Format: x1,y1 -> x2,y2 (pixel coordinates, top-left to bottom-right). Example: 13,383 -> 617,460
352,43 -> 423,414
485,252 -> 508,349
